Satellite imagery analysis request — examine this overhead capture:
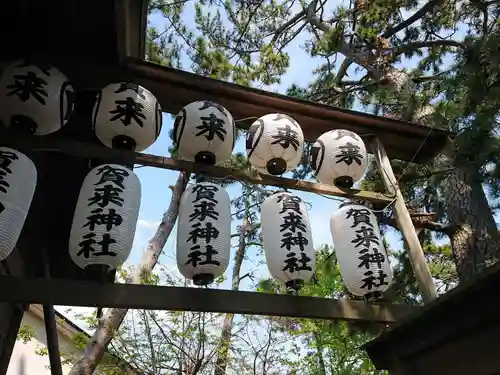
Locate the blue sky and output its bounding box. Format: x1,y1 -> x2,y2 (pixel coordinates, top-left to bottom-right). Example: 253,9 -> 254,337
56,1 -> 468,326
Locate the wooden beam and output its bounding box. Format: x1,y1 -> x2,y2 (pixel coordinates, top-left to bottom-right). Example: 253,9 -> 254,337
371,138 -> 438,302
114,0 -> 148,62
124,58 -> 453,163
0,276 -> 419,323
114,0 -> 132,64
0,303 -> 24,374
0,253 -> 28,375
1,131 -> 394,204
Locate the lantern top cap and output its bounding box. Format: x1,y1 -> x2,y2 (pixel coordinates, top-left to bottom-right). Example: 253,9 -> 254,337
339,199 -> 368,209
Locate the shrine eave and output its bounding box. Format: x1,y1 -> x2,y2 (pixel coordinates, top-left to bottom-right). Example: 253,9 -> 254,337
363,263 -> 500,370
124,58 -> 452,163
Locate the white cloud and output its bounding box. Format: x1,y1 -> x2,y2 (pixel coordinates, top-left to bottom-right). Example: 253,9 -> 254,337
137,219 -> 161,229
129,218 -> 166,261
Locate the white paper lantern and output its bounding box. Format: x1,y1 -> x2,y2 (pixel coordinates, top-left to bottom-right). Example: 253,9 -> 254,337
310,129 -> 368,188
92,82 -> 162,151
177,182 -> 231,285
173,101 -> 235,165
246,114 -> 304,176
0,60 -> 75,135
330,202 -> 393,299
0,147 -> 37,260
69,164 -> 141,270
261,192 -> 315,290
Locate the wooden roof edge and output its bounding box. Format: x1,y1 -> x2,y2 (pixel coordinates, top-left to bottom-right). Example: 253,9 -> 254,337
138,0 -> 148,58
115,0 -> 148,63
363,262 -> 500,366
29,305 -> 142,374
125,57 -> 454,139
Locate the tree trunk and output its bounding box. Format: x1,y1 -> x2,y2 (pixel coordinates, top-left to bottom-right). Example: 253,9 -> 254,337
377,66 -> 500,283
306,0 -> 499,285
68,172 -> 190,375
442,166 -> 500,281
313,331 -> 327,375
213,206 -> 249,375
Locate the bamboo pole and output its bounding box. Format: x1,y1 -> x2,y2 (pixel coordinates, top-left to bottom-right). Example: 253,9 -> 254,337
371,138 -> 438,303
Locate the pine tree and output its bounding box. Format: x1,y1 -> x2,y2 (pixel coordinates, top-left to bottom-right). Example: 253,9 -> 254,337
148,0 -> 500,282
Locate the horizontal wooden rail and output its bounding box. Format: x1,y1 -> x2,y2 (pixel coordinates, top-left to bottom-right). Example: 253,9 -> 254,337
0,276 -> 419,323
0,131 -> 394,203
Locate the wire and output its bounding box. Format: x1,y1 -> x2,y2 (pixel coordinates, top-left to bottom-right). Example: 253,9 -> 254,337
393,121 -> 436,186
234,116 -> 259,123
375,115 -> 437,212
312,191 -> 396,212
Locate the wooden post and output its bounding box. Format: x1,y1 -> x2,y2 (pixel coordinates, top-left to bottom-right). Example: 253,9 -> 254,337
371,138 -> 438,303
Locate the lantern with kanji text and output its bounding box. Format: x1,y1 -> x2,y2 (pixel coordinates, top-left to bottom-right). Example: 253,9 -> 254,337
173,101 -> 235,165
177,182 -> 231,285
261,191 -> 315,291
246,114 -> 304,176
0,60 -> 75,135
0,147 -> 37,261
330,201 -> 393,299
310,129 -> 368,188
69,164 -> 141,270
92,82 -> 162,151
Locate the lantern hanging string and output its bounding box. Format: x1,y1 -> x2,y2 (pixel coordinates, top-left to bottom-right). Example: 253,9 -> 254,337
314,192 -> 396,213
359,118 -> 438,199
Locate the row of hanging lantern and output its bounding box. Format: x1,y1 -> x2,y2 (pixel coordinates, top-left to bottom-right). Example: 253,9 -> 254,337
0,60 -> 163,271
173,100 -> 368,188
0,59 -> 391,299
175,182 -> 393,298
172,99 -> 391,298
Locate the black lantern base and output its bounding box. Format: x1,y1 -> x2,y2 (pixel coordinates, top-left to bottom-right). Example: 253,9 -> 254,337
364,291 -> 383,302
285,279 -> 304,294
195,151 -> 216,166
10,115 -> 38,135
112,135 -> 137,151
266,157 -> 287,175
193,273 -> 214,286
334,176 -> 354,188
85,264 -> 111,274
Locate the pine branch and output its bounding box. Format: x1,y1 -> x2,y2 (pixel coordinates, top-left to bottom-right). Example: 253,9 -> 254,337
382,0 -> 445,38
303,1 -> 381,75
391,40 -> 465,56
336,58 -> 353,84
380,215 -> 451,234
339,72 -> 449,86
227,0 -> 266,60
270,9 -> 307,45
